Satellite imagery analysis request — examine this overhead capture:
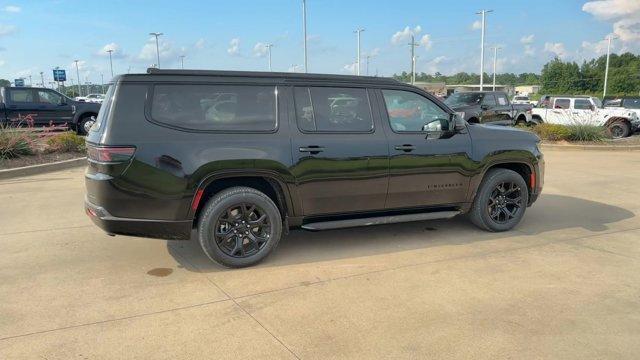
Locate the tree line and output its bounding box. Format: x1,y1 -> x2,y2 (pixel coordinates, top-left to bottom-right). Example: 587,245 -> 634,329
393,52 -> 640,97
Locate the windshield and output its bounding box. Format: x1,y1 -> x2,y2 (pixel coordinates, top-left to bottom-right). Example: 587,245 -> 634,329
592,97 -> 603,108
444,93 -> 483,107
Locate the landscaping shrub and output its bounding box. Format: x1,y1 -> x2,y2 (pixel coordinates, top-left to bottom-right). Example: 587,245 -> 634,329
0,125 -> 35,159
566,124 -> 606,142
46,132 -> 86,153
530,123 -> 572,141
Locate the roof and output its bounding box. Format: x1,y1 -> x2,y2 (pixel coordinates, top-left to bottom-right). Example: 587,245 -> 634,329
135,68 -> 401,85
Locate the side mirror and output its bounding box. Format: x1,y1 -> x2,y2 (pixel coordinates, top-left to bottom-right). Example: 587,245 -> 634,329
451,113 -> 466,131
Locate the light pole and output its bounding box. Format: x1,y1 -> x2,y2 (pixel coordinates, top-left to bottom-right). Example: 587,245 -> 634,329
408,35 -> 420,84
40,72 -> 44,87
149,32 -> 163,68
302,0 -> 308,72
106,49 -> 114,78
28,75 -> 32,86
603,34 -> 617,99
179,55 -> 185,69
354,28 -> 364,76
74,60 -> 82,96
476,9 -> 493,91
492,46 -> 501,91
266,44 -> 274,71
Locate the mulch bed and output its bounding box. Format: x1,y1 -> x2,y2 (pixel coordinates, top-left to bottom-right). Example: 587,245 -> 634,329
0,152 -> 84,170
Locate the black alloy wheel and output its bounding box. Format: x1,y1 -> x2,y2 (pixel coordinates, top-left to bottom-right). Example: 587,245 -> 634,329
487,182 -> 523,224
214,203 -> 271,258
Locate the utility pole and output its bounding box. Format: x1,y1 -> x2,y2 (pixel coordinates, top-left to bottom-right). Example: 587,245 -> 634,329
354,28 -> 364,76
302,0 -> 308,72
40,72 -> 44,87
408,35 -> 420,85
149,32 -> 163,68
179,55 -> 186,69
74,60 -> 82,96
492,46 -> 501,91
266,44 -> 274,71
603,34 -> 617,99
107,49 -> 114,78
476,9 -> 493,91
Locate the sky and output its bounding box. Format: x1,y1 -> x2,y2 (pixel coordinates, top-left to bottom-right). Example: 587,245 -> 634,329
0,0 -> 638,86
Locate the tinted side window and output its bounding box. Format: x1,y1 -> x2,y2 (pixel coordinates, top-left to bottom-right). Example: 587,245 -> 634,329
294,87 -> 373,132
554,99 -> 570,109
482,94 -> 497,106
574,99 -> 592,110
9,89 -> 35,103
382,89 -> 450,132
38,90 -> 62,105
150,84 -> 276,131
624,98 -> 640,109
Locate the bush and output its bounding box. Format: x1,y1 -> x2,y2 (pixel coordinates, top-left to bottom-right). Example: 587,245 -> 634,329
566,124 -> 606,142
531,123 -> 572,141
0,126 -> 35,159
46,132 -> 86,153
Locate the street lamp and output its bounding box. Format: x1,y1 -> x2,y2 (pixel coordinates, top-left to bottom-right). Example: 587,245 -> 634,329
149,32 -> 164,68
74,60 -> 82,96
476,9 -> 493,91
106,49 -> 114,78
603,34 -> 618,99
354,28 -> 365,76
266,44 -> 274,71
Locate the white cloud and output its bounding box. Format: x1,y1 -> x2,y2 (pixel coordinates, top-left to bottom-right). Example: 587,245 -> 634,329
520,34 -> 535,44
423,56 -> 447,74
288,65 -> 301,72
544,42 -> 568,58
0,24 -> 17,36
391,25 -> 421,45
194,38 -> 206,49
471,20 -> 482,31
227,38 -> 240,56
419,34 -> 432,50
524,45 -> 536,56
3,5 -> 20,13
97,43 -> 126,59
343,62 -> 357,74
138,37 -> 176,65
365,47 -> 380,57
253,42 -> 269,57
583,0 -> 640,50
0,60 -> 5,67
581,39 -> 609,55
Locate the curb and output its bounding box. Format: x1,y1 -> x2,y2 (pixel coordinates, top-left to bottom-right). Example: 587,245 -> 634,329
0,157 -> 86,180
540,143 -> 640,151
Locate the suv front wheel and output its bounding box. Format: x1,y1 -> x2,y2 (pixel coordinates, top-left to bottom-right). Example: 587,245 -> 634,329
469,169 -> 529,232
198,187 -> 282,268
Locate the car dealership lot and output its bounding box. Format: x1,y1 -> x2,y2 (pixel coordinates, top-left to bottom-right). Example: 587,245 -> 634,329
1,149 -> 640,359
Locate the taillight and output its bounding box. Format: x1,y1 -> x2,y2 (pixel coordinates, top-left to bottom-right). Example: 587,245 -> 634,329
87,144 -> 136,163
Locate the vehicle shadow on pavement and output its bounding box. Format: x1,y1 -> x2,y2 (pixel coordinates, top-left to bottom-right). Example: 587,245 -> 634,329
167,194 -> 635,272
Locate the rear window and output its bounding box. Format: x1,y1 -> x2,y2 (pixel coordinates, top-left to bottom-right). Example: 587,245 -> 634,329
9,89 -> 35,103
293,86 -> 373,132
150,84 -> 277,132
91,85 -> 116,132
574,99 -> 592,110
554,99 -> 570,109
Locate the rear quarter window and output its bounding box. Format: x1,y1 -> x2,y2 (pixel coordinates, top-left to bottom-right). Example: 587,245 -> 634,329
149,84 -> 277,132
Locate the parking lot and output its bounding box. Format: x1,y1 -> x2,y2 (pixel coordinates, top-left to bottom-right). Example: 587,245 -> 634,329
1,149 -> 639,359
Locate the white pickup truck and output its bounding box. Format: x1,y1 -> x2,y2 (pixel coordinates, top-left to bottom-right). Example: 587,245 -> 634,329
531,96 -> 639,138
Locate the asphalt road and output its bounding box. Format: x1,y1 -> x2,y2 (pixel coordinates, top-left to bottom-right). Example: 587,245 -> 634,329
1,149 -> 640,359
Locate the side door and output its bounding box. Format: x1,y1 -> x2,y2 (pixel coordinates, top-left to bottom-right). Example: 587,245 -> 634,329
377,88 -> 472,209
571,98 -> 597,126
35,89 -> 74,125
479,93 -> 498,124
494,93 -> 513,125
547,98 -> 571,124
4,88 -> 42,126
289,86 -> 389,216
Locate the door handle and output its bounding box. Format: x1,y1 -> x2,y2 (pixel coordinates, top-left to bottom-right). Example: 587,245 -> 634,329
299,146 -> 325,154
394,144 -> 416,152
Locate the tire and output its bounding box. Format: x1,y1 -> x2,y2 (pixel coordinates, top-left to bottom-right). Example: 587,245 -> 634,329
198,186 -> 282,268
607,121 -> 630,139
469,169 -> 529,232
515,117 -> 527,126
77,115 -> 96,135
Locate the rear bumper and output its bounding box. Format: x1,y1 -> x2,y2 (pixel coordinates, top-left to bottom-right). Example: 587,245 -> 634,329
85,198 -> 192,240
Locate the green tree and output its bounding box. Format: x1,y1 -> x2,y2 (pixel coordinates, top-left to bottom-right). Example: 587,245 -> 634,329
0,79 -> 11,87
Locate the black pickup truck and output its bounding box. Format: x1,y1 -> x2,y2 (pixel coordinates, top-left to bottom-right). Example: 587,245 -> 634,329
0,86 -> 101,134
444,91 -> 532,126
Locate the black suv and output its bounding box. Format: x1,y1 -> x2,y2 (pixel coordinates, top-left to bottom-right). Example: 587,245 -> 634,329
85,69 -> 544,267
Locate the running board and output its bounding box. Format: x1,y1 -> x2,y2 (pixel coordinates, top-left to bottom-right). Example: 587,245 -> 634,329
301,210 -> 461,231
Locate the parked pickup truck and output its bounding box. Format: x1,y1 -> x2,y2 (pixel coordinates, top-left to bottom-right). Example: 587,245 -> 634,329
531,96 -> 639,138
0,86 -> 101,134
444,91 -> 532,126
604,97 -> 640,120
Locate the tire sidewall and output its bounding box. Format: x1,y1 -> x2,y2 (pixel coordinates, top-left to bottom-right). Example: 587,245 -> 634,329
476,170 -> 529,232
198,188 -> 282,268
608,122 -> 629,139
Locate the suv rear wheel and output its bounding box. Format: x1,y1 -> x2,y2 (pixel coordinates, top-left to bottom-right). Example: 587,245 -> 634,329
198,187 -> 282,268
469,169 -> 529,232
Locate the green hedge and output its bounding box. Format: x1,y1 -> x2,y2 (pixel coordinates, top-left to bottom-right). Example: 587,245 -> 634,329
524,123 -> 606,142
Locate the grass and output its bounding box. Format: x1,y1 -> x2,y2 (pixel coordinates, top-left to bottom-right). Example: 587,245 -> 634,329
519,123 -> 607,142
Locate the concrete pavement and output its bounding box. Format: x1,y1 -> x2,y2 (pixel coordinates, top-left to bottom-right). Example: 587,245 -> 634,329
1,150 -> 640,359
